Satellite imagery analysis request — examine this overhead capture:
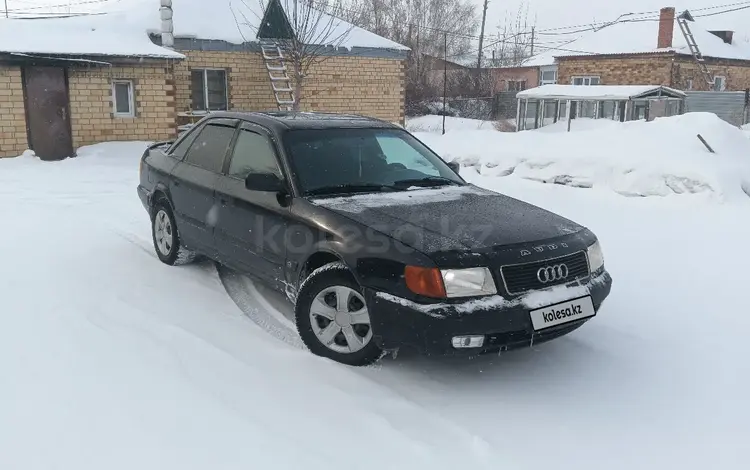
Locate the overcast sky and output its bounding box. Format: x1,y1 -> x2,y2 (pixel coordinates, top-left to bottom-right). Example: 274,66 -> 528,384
481,0 -> 750,34
5,0 -> 750,42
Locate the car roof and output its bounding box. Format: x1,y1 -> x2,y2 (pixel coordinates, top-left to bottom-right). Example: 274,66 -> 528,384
203,111 -> 401,132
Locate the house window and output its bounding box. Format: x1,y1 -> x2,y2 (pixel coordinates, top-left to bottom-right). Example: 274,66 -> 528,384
572,76 -> 600,86
191,69 -> 228,111
112,80 -> 134,117
506,80 -> 526,91
540,69 -> 557,85
713,76 -> 726,91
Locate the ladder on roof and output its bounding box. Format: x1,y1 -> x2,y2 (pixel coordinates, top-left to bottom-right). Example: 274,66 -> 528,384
676,11 -> 714,88
260,40 -> 296,111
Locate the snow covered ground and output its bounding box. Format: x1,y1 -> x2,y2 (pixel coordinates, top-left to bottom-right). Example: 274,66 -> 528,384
406,115 -> 500,132
415,112 -> 750,202
1,114 -> 749,469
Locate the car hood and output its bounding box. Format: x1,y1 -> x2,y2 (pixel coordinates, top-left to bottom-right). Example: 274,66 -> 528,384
309,185 -> 584,254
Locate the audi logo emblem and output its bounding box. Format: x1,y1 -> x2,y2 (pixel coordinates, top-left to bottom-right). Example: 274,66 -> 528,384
537,264 -> 569,283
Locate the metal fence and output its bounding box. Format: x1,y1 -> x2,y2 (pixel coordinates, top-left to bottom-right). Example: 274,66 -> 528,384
685,91 -> 749,127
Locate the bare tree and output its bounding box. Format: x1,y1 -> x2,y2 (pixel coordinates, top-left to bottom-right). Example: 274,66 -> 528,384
233,0 -> 356,111
488,1 -> 536,67
344,0 -> 478,107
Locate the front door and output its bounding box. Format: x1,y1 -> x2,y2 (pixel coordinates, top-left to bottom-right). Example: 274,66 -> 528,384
214,124 -> 289,290
23,66 -> 74,160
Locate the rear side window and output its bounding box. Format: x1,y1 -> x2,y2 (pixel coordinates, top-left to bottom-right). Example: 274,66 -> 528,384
228,129 -> 281,179
170,124 -> 203,159
184,123 -> 236,173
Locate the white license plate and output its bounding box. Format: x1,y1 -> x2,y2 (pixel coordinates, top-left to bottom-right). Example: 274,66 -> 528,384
529,295 -> 596,331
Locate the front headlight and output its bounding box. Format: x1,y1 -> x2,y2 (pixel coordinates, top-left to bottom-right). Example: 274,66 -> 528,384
587,240 -> 605,273
441,267 -> 497,298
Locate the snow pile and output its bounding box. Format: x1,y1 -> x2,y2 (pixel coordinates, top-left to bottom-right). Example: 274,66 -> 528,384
407,115 -> 498,133
416,112 -> 750,201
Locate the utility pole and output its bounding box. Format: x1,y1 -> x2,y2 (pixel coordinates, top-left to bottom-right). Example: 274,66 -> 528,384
530,26 -> 535,56
476,0 -> 489,94
4,0 -> 8,18
442,32 -> 447,136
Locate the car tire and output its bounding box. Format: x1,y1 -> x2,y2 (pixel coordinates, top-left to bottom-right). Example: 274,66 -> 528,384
151,199 -> 197,266
295,263 -> 383,366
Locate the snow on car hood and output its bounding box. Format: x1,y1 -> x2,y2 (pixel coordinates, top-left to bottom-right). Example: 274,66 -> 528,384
310,185 -> 583,253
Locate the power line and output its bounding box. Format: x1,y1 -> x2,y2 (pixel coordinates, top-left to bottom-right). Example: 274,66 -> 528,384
694,4 -> 750,17
5,0 -> 114,13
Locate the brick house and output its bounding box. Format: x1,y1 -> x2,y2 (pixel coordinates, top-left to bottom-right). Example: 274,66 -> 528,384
0,0 -> 408,159
498,6 -> 750,93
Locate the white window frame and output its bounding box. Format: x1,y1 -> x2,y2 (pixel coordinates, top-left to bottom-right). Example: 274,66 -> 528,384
571,76 -> 600,86
713,75 -> 726,91
192,68 -> 229,112
506,79 -> 527,92
112,80 -> 135,118
539,66 -> 558,85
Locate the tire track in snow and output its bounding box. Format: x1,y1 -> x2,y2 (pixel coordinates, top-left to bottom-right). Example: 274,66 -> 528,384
217,265 -> 305,350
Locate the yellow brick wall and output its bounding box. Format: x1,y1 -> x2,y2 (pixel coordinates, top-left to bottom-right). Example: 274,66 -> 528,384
672,57 -> 750,91
558,54 -> 750,91
175,50 -> 405,124
0,66 -> 28,158
68,64 -> 177,148
558,55 -> 674,87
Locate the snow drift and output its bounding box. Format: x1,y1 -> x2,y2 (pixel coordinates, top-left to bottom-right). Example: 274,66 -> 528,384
413,112 -> 750,202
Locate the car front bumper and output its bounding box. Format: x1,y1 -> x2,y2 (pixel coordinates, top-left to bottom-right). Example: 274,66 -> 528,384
364,269 -> 613,355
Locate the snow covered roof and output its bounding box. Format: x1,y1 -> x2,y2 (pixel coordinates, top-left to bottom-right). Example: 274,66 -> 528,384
517,85 -> 686,100
135,0 -> 408,51
522,14 -> 750,67
0,13 -> 184,59
0,0 -> 406,60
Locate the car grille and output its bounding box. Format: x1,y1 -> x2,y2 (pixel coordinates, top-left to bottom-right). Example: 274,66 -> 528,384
500,251 -> 590,295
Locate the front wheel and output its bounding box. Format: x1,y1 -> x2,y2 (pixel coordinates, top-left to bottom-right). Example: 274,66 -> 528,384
295,263 -> 383,366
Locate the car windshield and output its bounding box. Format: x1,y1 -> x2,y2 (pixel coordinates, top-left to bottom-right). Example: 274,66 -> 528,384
282,127 -> 464,195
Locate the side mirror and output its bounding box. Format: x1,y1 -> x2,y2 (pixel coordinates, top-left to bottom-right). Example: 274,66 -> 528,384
447,161 -> 460,174
245,173 -> 285,192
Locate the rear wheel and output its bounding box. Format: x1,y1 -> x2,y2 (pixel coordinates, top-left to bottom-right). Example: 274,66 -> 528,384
151,200 -> 196,266
295,263 -> 383,366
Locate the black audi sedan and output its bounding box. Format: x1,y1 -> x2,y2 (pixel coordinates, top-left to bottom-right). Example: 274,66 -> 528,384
138,112 -> 612,366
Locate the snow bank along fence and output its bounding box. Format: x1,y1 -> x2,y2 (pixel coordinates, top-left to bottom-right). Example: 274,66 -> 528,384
685,91 -> 750,127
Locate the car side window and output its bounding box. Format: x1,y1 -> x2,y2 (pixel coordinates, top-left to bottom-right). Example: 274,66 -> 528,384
228,129 -> 281,179
169,124 -> 203,159
184,122 -> 236,173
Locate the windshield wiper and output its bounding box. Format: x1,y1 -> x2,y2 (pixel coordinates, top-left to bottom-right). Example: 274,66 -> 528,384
392,176 -> 463,188
306,183 -> 401,197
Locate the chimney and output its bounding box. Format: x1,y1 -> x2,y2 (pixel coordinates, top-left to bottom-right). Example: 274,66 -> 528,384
160,0 -> 174,49
658,7 -> 675,49
709,30 -> 734,44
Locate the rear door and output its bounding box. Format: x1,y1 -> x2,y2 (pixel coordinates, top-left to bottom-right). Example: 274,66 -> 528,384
214,122 -> 289,289
169,119 -> 238,254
